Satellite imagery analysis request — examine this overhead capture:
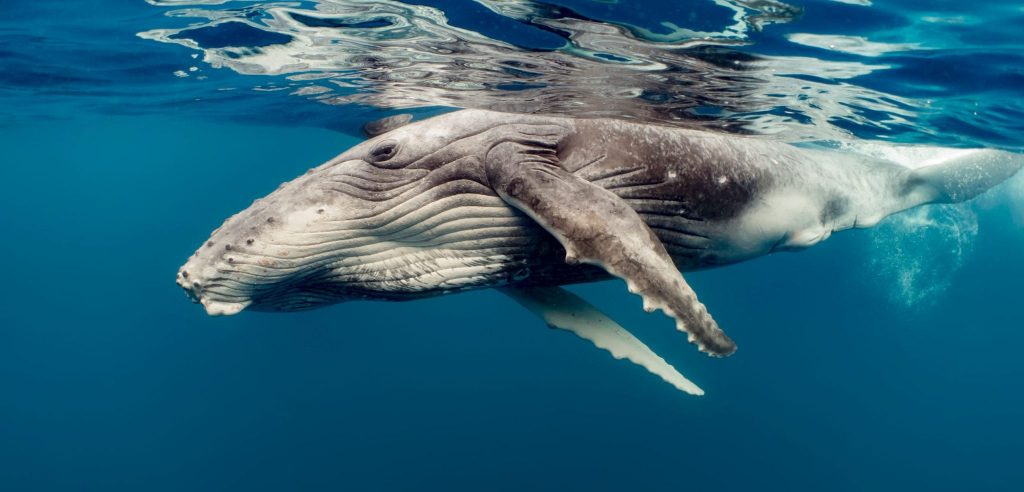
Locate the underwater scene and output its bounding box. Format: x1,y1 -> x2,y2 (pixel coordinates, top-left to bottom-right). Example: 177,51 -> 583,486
2,0 -> 1023,490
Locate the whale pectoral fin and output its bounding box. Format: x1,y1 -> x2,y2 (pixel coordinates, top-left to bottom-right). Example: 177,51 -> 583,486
499,286 -> 704,395
486,141 -> 736,356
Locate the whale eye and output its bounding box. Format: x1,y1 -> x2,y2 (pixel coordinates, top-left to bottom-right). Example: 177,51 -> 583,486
368,140 -> 399,163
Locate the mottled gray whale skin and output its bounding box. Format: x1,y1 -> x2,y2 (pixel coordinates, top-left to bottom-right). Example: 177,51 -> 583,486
177,109 -> 1022,360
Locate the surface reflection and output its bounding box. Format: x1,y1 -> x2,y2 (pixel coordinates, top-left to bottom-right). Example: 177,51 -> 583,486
141,0 -> 921,143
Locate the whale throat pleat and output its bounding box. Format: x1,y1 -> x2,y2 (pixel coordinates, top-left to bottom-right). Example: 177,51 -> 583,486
244,190 -> 552,309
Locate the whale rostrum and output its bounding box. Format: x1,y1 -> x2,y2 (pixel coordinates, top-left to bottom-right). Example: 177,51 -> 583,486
177,109 -> 1024,394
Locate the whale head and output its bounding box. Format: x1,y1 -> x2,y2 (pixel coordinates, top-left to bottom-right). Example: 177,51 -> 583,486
177,110 -> 563,315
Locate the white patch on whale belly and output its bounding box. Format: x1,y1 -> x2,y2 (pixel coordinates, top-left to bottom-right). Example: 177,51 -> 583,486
723,189 -> 830,258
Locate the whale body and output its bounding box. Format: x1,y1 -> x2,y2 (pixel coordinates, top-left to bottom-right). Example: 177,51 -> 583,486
177,109 -> 1023,394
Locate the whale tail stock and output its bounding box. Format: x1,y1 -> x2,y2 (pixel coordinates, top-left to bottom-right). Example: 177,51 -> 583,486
905,149 -> 1024,206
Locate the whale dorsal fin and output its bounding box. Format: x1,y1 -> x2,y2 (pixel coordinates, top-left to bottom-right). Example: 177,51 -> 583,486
485,132 -> 736,357
361,113 -> 414,137
500,286 -> 703,395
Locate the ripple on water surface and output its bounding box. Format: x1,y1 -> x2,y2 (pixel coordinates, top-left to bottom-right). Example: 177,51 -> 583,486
0,1 -> 1020,150
129,0 -> 1024,149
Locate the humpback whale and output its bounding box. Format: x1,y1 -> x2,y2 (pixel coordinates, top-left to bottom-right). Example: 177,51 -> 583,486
177,109 -> 1023,394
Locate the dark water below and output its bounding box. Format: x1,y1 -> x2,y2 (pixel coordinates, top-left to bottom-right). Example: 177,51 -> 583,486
2,1 -> 1023,490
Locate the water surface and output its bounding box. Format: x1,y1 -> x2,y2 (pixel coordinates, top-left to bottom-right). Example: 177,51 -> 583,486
1,1 -> 1023,490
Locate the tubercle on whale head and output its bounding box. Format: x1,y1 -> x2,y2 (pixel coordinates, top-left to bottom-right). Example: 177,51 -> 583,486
176,260 -> 252,316
175,110 -> 546,316
174,158 -> 365,316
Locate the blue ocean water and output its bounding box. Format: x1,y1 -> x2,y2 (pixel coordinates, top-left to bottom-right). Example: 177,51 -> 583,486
2,1 -> 1023,490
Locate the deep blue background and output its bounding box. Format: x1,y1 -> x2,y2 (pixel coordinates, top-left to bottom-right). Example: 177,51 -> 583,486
2,1 -> 1023,490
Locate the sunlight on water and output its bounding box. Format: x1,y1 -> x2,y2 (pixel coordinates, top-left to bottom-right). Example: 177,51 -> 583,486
138,0 -> 923,143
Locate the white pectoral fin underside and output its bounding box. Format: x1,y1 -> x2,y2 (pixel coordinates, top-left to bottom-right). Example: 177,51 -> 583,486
500,286 -> 704,395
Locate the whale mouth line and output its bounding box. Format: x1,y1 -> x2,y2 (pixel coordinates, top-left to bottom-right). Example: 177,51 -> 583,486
181,284 -> 201,304
177,271 -> 253,316
200,298 -> 252,316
